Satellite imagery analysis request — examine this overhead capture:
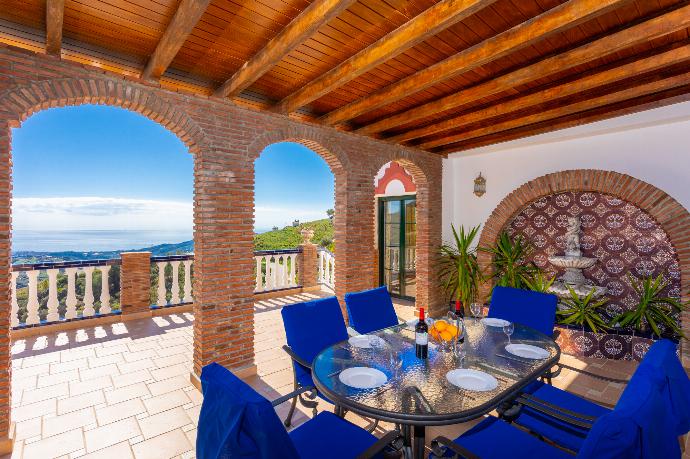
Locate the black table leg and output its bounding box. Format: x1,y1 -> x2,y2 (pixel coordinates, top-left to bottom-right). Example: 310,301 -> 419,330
413,425 -> 425,459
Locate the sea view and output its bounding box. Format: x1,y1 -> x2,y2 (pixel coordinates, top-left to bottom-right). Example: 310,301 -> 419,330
12,229 -> 193,252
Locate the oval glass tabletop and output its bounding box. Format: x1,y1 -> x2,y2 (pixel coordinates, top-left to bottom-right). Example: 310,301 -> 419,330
312,318 -> 560,426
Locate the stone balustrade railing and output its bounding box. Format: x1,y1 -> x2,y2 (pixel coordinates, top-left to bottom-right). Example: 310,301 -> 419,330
254,249 -> 301,292
151,255 -> 194,308
10,259 -> 121,327
318,249 -> 335,289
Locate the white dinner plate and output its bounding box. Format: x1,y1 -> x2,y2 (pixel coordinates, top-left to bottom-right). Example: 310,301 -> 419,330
339,367 -> 388,389
481,317 -> 510,327
348,335 -> 386,349
505,343 -> 550,360
446,369 -> 498,392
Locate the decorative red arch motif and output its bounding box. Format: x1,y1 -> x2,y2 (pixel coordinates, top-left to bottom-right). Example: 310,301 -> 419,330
375,161 -> 416,195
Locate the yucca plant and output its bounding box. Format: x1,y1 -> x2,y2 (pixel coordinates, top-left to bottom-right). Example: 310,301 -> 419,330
557,286 -> 609,333
439,224 -> 482,310
523,271 -> 556,293
480,231 -> 538,291
611,273 -> 685,338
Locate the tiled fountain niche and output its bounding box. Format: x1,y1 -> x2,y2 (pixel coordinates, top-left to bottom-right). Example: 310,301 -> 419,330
507,191 -> 681,361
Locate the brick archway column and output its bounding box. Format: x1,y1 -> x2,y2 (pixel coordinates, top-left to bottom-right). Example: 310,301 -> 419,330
477,169 -> 690,365
0,124 -> 11,453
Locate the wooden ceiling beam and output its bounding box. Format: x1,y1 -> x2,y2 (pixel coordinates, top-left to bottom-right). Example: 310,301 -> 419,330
141,0 -> 211,81
397,43 -> 690,145
358,3 -> 690,136
272,0 -> 498,114
320,0 -> 631,127
431,70 -> 690,152
436,84 -> 690,155
214,0 -> 357,99
45,0 -> 65,56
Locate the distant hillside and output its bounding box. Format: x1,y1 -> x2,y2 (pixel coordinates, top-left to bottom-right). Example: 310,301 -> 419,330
254,218 -> 334,251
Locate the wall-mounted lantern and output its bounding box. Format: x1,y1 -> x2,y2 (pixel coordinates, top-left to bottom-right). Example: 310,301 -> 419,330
473,173 -> 486,197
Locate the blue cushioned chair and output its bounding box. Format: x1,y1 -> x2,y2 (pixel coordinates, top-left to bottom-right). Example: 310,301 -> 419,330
514,339 -> 690,453
281,296 -> 349,426
430,362 -> 680,459
344,286 -> 399,335
488,286 -> 558,337
197,363 -> 399,459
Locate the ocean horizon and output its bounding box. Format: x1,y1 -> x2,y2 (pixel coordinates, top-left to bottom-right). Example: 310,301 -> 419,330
12,229 -> 194,252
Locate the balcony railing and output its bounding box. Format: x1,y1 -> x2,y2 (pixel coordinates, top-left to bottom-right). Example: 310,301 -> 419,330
318,248 -> 335,289
254,249 -> 301,293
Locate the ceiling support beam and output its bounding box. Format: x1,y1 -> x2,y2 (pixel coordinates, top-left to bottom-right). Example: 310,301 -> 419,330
357,3 -> 690,136
45,0 -> 65,56
273,0 -> 497,114
319,0 -> 631,127
397,43 -> 690,146
141,0 -> 211,81
214,0 -> 357,99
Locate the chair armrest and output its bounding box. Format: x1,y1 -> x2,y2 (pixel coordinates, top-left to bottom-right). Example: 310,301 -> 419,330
356,430 -> 402,459
271,385 -> 317,407
430,436 -> 481,459
347,326 -> 360,337
517,393 -> 596,429
557,363 -> 629,385
282,345 -> 312,369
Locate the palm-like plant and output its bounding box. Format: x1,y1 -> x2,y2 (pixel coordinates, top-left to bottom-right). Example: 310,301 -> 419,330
523,271 -> 556,293
439,224 -> 482,310
481,232 -> 538,290
611,273 -> 685,338
556,286 -> 609,333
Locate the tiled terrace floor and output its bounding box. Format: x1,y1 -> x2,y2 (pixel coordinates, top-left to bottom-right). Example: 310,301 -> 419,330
3,291 -> 655,459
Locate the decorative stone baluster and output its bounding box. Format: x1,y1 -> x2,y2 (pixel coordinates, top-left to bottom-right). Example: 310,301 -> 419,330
10,272 -> 18,327
279,256 -> 287,288
267,257 -> 275,291
82,267 -> 95,317
170,261 -> 181,305
255,256 -> 263,292
99,265 -> 111,314
330,257 -> 335,286
26,270 -> 40,325
183,260 -> 193,302
65,267 -> 78,319
156,261 -> 168,307
289,254 -> 297,286
46,268 -> 60,322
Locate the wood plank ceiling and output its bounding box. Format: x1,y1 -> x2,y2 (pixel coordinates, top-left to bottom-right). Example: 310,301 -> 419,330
0,0 -> 689,155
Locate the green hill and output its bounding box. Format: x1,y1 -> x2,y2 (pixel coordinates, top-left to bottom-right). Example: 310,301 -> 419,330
254,218 -> 334,252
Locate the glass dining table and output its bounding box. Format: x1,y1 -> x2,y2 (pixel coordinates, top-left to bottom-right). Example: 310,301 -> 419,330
312,317 -> 561,459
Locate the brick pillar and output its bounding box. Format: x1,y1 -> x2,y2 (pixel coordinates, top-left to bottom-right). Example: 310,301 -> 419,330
299,229 -> 319,291
0,124 -> 13,454
120,252 -> 152,316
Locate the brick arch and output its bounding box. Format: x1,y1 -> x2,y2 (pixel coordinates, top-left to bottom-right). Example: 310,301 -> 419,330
0,78 -> 210,154
477,169 -> 690,360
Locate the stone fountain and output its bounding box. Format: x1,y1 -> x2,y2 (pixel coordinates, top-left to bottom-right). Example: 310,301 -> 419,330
548,216 -> 607,299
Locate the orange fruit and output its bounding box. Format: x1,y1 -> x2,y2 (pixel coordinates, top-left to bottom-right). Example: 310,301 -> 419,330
440,330 -> 453,342
434,320 -> 448,332
430,327 -> 440,340
445,324 -> 458,337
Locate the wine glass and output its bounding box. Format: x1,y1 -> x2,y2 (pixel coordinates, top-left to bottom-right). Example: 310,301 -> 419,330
470,302 -> 482,318
454,341 -> 467,368
388,350 -> 403,378
503,322 -> 514,345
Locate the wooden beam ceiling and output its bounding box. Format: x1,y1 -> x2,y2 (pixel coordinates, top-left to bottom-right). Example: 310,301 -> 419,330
213,0 -> 358,99
397,43 -> 690,146
319,0 -> 632,127
45,0 -> 64,56
141,0 -> 211,81
272,0 -> 498,114
359,3 -> 690,136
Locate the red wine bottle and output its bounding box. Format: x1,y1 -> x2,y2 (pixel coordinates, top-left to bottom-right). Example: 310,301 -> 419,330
415,308 -> 429,359
454,300 -> 465,344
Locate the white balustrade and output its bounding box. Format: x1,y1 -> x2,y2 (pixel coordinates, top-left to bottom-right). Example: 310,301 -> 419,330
153,258 -> 194,307
254,252 -> 299,292
318,250 -> 335,289
10,262 -> 117,328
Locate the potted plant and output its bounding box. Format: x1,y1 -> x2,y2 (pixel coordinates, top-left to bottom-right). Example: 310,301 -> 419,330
480,231 -> 539,292
439,224 -> 482,314
611,273 -> 685,338
556,286 -> 609,333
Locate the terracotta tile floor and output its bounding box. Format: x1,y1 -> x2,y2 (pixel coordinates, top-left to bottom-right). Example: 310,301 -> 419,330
3,290 -> 665,459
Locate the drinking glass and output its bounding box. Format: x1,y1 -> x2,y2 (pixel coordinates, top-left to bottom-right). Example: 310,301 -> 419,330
388,350 -> 403,378
454,341 -> 467,368
503,322 -> 514,344
470,302 -> 482,318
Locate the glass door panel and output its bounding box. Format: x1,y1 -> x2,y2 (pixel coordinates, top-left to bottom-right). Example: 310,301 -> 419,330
379,197 -> 416,299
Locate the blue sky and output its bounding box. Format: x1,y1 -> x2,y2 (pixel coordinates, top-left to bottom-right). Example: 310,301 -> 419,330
11,105 -> 334,233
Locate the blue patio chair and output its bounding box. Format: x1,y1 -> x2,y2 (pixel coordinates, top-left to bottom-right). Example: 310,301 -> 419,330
344,286 -> 399,335
513,339 -> 690,454
281,296 -> 348,427
488,286 -> 558,337
429,363 -> 680,459
197,362 -> 400,459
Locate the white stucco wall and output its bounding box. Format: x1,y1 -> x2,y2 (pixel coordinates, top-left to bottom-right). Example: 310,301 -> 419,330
442,100 -> 690,243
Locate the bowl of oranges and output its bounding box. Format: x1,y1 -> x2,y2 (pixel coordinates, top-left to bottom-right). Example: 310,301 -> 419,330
430,319 -> 460,352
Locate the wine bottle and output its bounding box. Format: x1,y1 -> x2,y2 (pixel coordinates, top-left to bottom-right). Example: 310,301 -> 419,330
454,300 -> 465,345
415,308 -> 429,359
